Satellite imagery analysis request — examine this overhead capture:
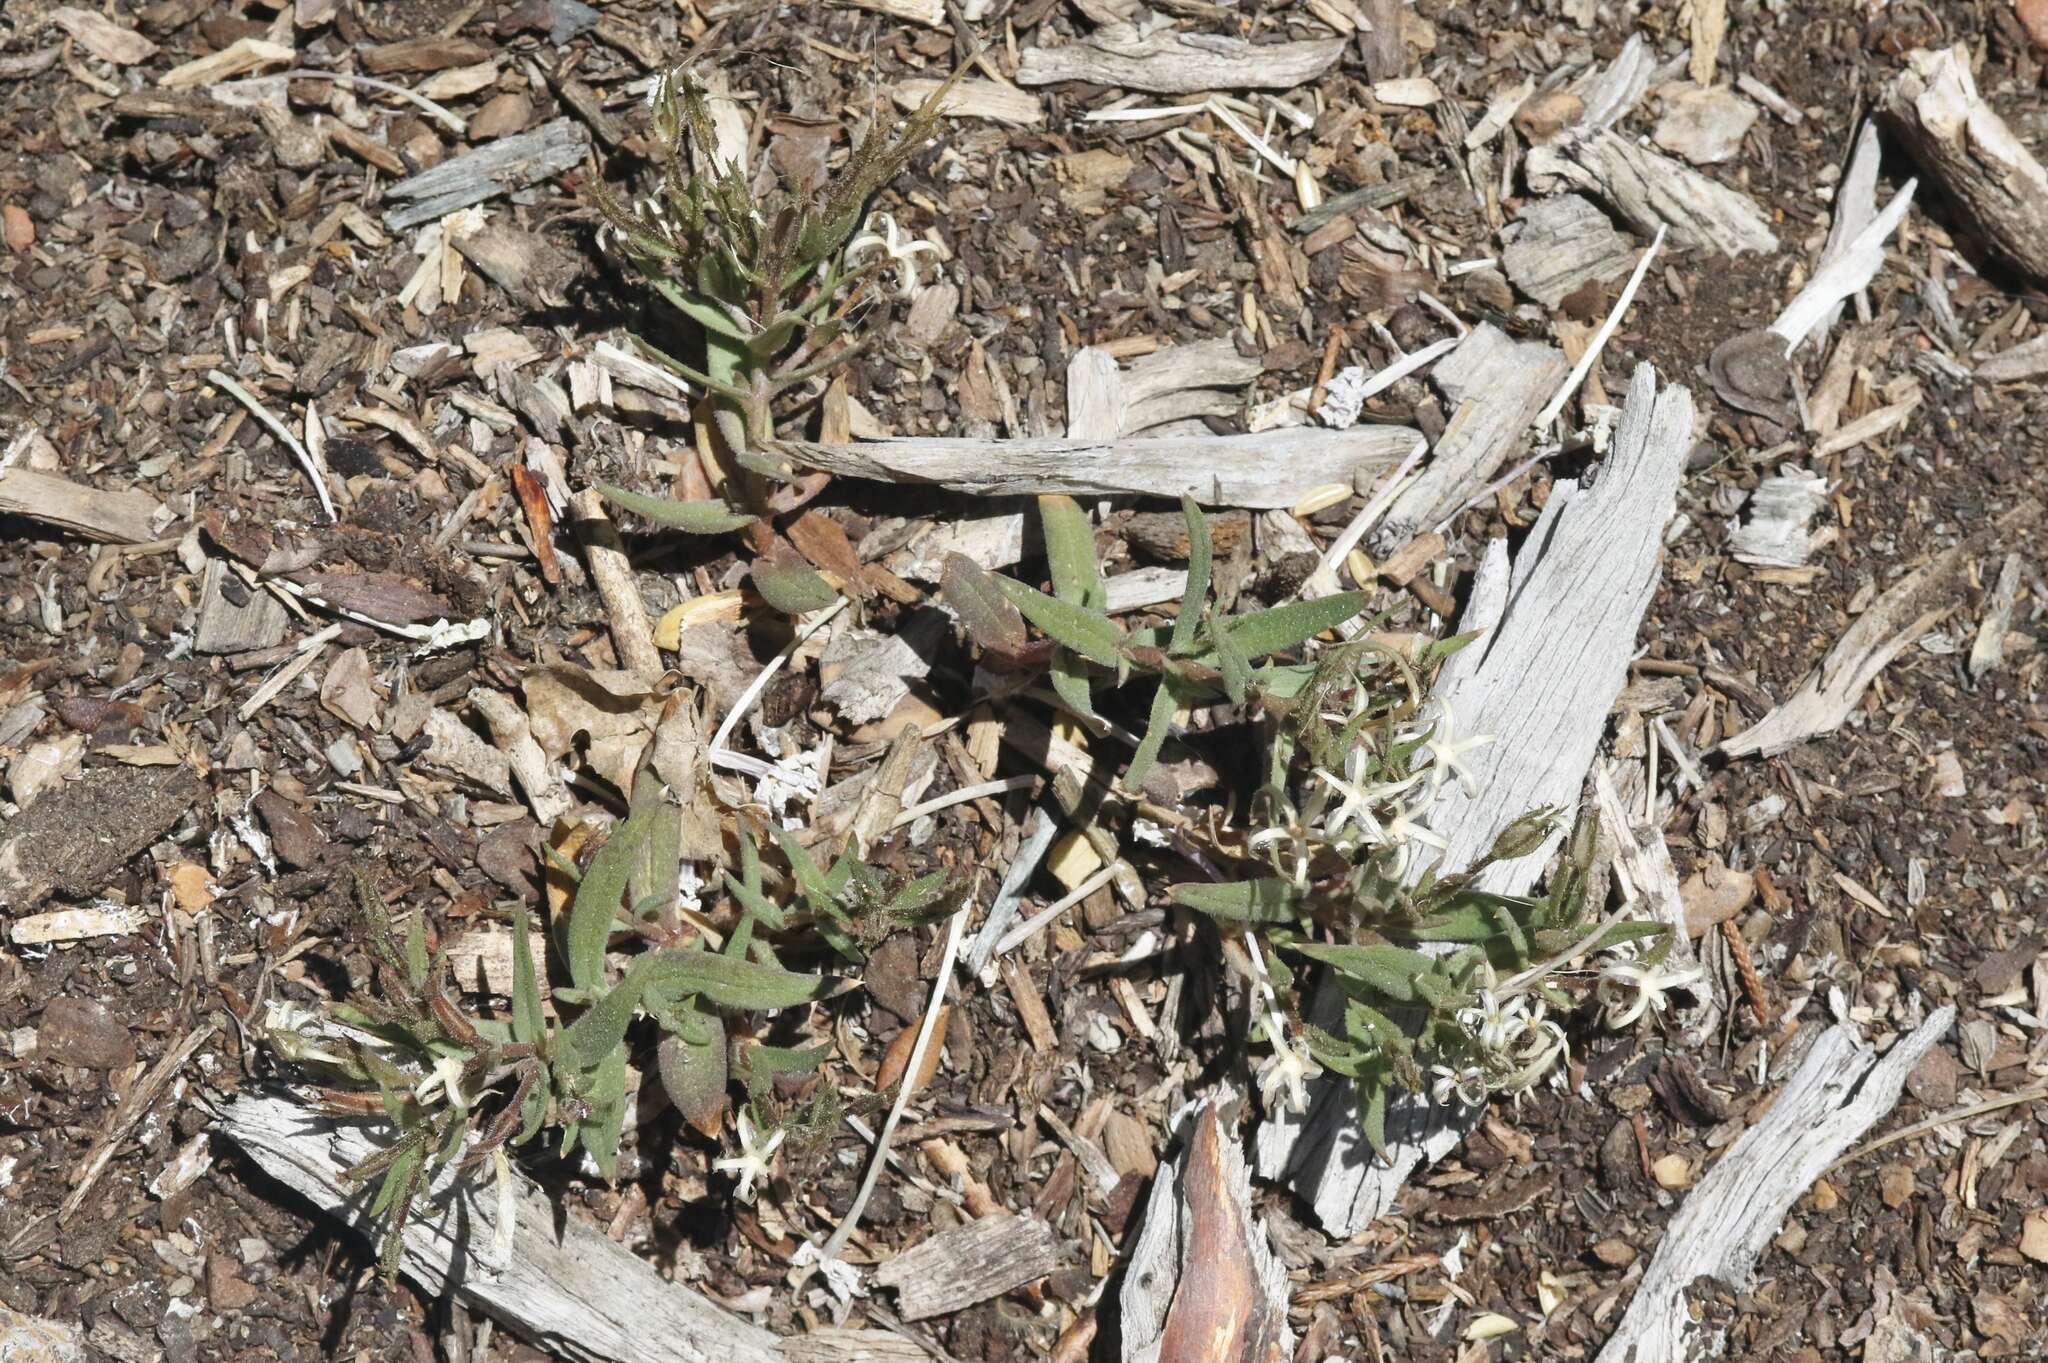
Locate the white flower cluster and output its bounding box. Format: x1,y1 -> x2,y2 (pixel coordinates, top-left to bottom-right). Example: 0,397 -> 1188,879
1251,695 -> 1493,887
1434,968 -> 1571,1107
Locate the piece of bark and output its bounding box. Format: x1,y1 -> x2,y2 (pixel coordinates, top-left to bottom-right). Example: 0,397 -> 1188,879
1651,86 -> 1758,165
194,560 -> 289,654
1728,470 -> 1828,568
1526,131 -> 1777,255
871,1213 -> 1060,1323
384,118 -> 592,230
157,37 -> 293,89
894,514 -> 1027,583
1721,498 -> 2041,757
788,427 -> 1417,509
0,469 -> 164,544
1771,172 -> 1915,354
891,78 -> 1044,125
1968,552 -> 2023,681
1125,509 -> 1250,562
0,765 -> 202,908
1066,346 -> 1126,440
781,1332 -> 929,1363
1066,339 -> 1259,439
1594,1008 -> 1952,1363
218,1090 -> 785,1363
1372,324 -> 1564,551
1562,33 -> 1656,140
1354,0 -> 1407,82
1121,338 -> 1262,433
1121,1100 -> 1291,1363
1016,26 -> 1344,95
1973,332 -> 2048,382
454,220 -> 579,309
1262,365 -> 1696,1237
418,707 -> 517,798
361,37 -> 493,75
1500,194 -> 1638,308
570,490 -> 663,676
1882,45 -> 2048,282
1776,122 -> 1882,351
47,7 -> 158,64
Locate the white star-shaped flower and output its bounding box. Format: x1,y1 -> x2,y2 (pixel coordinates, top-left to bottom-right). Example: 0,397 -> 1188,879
1458,988 -> 1522,1053
844,212 -> 942,298
1428,1063 -> 1487,1107
714,1109 -> 786,1203
414,1054 -> 472,1112
1597,960 -> 1706,1029
1257,1034 -> 1323,1116
1413,698 -> 1495,800
1313,765 -> 1423,844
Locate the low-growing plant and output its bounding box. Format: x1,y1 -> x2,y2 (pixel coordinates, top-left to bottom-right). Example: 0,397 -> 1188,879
267,750 -> 959,1276
586,62 -> 961,594
949,495 -> 1684,1150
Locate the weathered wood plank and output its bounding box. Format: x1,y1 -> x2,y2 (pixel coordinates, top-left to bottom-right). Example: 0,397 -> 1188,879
787,427 -> 1419,509
1883,45 -> 2048,283
219,1091 -> 786,1363
871,1212 -> 1060,1322
384,118 -> 591,229
1595,1009 -> 1952,1363
1016,27 -> 1343,95
1372,323 -> 1564,550
0,469 -> 164,544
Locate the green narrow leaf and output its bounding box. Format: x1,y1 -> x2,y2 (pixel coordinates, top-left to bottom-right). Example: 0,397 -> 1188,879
629,760 -> 680,924
751,557 -> 839,615
650,277 -> 753,341
995,577 -> 1122,667
1038,495 -> 1105,610
1170,877 -> 1304,923
1358,1068 -> 1391,1155
1224,591 -> 1370,659
561,973 -> 649,1070
403,911 -> 429,992
1048,650 -> 1096,719
1123,678 -> 1180,790
595,482 -> 756,535
722,869 -> 788,931
884,870 -> 958,921
642,948 -> 832,1011
772,828 -> 835,909
579,1049 -> 631,1181
1292,942 -> 1438,1004
656,1011 -> 729,1129
1171,496 -> 1211,656
1211,612 -> 1253,703
510,904 -> 544,1048
940,553 -> 1028,656
737,1041 -> 830,1102
1577,920 -> 1669,956
1398,891 -> 1541,945
517,1077 -> 548,1144
566,810 -> 652,994
369,1140 -> 423,1218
